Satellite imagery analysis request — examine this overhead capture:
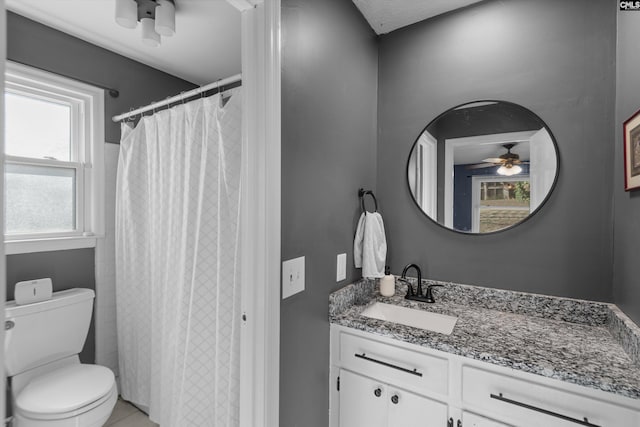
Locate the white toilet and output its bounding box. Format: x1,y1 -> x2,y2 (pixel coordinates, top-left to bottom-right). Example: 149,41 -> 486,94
5,288 -> 117,427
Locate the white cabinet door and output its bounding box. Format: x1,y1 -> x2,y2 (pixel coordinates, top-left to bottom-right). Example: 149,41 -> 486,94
387,387 -> 448,427
339,369 -> 448,427
339,370 -> 388,427
462,411 -> 511,427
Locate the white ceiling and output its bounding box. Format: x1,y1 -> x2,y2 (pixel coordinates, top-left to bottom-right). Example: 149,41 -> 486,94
352,0 -> 485,34
6,0 -> 242,85
454,141 -> 531,166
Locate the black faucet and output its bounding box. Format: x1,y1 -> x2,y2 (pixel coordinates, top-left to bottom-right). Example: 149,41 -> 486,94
401,263 -> 423,297
400,263 -> 443,303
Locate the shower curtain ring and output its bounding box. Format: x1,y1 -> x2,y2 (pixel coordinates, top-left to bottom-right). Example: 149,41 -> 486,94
126,108 -> 136,123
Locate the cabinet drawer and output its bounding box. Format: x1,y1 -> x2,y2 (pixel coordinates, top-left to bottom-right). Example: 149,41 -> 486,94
463,412 -> 512,427
462,366 -> 640,427
338,331 -> 448,396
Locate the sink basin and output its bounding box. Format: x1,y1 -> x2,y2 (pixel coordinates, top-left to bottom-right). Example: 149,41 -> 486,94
361,302 -> 458,335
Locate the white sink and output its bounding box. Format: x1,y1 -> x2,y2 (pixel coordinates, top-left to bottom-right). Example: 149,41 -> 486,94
361,302 -> 458,335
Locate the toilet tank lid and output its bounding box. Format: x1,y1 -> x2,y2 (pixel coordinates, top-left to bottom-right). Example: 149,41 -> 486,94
5,288 -> 95,318
16,364 -> 115,415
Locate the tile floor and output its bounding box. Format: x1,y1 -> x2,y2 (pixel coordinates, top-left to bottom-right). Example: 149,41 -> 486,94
105,398 -> 158,427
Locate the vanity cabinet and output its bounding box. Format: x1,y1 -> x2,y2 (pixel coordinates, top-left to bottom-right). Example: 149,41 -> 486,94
330,325 -> 640,427
339,369 -> 448,427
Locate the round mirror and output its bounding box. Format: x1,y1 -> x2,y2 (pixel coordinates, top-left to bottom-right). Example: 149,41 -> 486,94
407,101 -> 559,234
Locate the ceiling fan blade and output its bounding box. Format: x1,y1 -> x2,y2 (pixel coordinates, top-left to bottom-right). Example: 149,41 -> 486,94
481,157 -> 504,163
466,163 -> 498,169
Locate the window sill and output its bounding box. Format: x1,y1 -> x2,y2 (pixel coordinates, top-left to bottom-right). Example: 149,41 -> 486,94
5,235 -> 100,255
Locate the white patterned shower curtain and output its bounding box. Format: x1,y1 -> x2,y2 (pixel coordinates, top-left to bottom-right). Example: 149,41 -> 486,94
115,89 -> 242,426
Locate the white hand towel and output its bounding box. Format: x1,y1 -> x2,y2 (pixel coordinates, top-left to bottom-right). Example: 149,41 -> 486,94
353,211 -> 387,278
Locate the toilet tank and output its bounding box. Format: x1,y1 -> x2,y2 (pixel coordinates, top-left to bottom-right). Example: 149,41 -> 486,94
4,288 -> 95,376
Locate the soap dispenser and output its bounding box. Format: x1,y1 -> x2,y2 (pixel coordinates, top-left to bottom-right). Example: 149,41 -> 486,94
379,266 -> 395,297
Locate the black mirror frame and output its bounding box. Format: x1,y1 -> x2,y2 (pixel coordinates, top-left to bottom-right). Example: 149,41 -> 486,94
406,100 -> 561,235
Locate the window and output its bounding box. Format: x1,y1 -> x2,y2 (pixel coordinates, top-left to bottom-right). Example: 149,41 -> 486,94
4,62 -> 104,254
471,176 -> 530,233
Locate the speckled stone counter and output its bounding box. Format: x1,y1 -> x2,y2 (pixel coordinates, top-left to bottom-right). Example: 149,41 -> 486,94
329,278 -> 640,400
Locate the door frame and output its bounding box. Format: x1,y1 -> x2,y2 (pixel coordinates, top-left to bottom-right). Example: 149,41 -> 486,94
0,5 -> 6,423
233,1 -> 281,427
443,131 -> 536,229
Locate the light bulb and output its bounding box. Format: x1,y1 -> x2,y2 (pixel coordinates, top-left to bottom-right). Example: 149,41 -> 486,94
497,165 -> 522,176
141,18 -> 161,47
115,0 -> 138,29
155,0 -> 176,37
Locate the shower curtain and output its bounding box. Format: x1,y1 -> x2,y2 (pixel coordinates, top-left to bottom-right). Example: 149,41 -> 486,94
115,89 -> 242,426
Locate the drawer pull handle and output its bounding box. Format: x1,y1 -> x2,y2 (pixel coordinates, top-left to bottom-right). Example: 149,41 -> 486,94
391,394 -> 399,404
354,353 -> 423,377
374,387 -> 382,397
490,393 -> 601,427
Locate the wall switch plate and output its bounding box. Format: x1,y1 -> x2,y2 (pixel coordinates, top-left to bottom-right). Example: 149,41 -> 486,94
336,253 -> 346,282
282,256 -> 305,299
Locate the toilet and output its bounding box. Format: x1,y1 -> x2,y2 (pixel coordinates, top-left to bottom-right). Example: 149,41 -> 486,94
5,288 -> 117,427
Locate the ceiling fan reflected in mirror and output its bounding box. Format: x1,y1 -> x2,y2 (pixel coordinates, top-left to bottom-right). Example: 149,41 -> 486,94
467,143 -> 528,176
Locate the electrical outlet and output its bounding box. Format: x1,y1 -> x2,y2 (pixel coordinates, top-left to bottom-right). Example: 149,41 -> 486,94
336,253 -> 346,282
282,256 -> 305,299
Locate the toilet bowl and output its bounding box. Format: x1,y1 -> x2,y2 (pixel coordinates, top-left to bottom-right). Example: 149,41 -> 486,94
13,364 -> 118,427
5,289 -> 117,427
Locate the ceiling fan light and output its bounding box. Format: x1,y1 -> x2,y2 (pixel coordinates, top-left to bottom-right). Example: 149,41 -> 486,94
141,18 -> 161,47
497,164 -> 522,176
115,0 -> 138,29
155,0 -> 176,37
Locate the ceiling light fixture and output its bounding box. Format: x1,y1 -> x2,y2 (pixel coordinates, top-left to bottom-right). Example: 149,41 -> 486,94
497,164 -> 522,176
115,0 -> 176,47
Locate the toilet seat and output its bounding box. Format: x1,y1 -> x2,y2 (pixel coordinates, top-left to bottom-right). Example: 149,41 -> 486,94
16,364 -> 116,421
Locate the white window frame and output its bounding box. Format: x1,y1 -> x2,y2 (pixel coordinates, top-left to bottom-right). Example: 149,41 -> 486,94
4,61 -> 104,254
471,175 -> 531,233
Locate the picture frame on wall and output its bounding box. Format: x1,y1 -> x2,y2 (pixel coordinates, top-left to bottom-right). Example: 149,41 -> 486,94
624,109 -> 640,191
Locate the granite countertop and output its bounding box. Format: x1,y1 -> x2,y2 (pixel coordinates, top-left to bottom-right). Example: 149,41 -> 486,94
329,278 -> 640,400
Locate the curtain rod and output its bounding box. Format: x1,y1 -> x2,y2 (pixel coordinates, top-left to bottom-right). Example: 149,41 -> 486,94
112,73 -> 242,122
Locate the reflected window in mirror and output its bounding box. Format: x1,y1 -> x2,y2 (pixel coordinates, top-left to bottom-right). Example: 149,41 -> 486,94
407,101 -> 559,234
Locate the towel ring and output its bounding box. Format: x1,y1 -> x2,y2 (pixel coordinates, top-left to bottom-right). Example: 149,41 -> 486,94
358,188 -> 378,214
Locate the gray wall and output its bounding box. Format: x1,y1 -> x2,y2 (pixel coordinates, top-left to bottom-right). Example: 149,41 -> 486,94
613,10 -> 640,324
6,12 -> 196,362
377,0 -> 616,301
6,250 -> 96,363
280,0 -> 378,425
